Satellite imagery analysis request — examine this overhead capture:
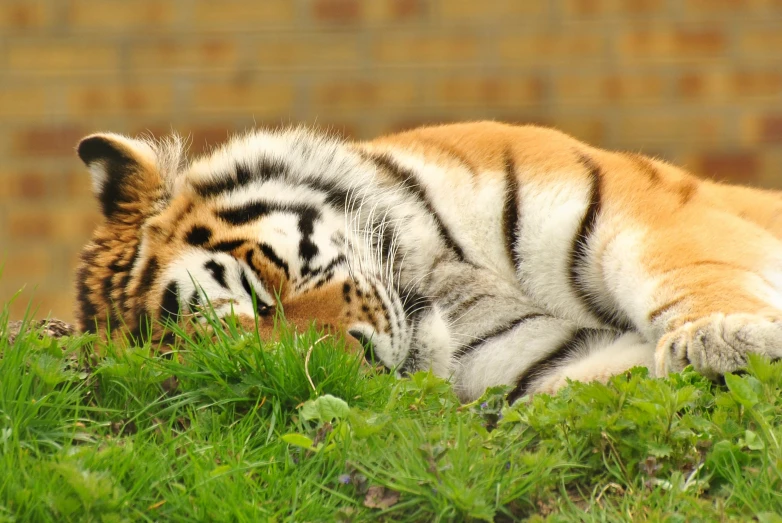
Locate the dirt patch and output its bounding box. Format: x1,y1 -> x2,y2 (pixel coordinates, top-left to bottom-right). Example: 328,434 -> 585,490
4,319 -> 77,345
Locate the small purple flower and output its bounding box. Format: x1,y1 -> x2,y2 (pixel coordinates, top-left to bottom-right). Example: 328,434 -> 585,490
480,402 -> 488,409
338,474 -> 351,485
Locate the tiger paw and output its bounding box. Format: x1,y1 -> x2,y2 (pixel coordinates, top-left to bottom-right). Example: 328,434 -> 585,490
655,312 -> 782,378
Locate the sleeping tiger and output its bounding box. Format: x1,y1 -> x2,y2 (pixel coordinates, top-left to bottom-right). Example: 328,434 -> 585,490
74,121 -> 782,402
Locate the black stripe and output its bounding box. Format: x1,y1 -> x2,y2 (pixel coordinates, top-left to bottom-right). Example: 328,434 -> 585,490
297,207 -> 320,264
648,296 -> 686,324
454,314 -> 546,359
236,162 -> 253,186
160,281 -> 180,325
101,272 -> 120,330
400,291 -> 432,320
502,150 -> 522,272
188,290 -> 202,311
192,173 -> 236,198
569,156 -> 632,331
76,268 -> 98,330
193,159 -> 289,198
204,260 -> 228,289
216,200 -> 319,226
239,270 -> 273,311
446,293 -> 492,321
239,270 -> 255,301
186,225 -> 213,246
117,242 -> 140,317
507,327 -> 609,403
137,256 -> 159,297
368,152 -> 467,262
256,158 -> 288,181
322,187 -> 350,210
258,243 -> 290,279
210,239 -> 245,252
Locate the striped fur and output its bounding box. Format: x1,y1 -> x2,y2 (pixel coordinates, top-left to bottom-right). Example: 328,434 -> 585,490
75,122 -> 782,402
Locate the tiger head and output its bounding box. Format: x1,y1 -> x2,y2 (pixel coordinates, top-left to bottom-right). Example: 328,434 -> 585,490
74,130 -> 444,371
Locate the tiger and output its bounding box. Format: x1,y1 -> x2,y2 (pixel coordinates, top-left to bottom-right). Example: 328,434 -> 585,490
74,121 -> 782,403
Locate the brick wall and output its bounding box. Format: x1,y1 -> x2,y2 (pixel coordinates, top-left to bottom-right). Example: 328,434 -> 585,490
1,0 -> 781,321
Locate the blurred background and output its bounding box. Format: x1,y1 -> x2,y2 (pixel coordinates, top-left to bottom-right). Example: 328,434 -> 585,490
1,0 -> 781,322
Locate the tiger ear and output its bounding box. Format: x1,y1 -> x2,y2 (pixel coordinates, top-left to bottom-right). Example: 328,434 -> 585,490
77,133 -> 162,219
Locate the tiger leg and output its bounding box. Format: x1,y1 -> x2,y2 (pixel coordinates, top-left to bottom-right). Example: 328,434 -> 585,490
606,220 -> 782,379
423,263 -> 654,402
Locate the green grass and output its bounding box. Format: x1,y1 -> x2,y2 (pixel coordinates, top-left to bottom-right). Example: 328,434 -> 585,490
2,308 -> 782,522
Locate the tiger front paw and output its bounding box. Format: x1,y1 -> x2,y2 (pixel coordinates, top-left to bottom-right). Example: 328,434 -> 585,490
655,312 -> 782,378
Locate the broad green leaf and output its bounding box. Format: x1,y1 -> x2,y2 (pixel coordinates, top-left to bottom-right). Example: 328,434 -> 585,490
742,430 -> 765,451
281,433 -> 315,449
647,441 -> 673,458
724,373 -> 759,407
300,394 -> 350,423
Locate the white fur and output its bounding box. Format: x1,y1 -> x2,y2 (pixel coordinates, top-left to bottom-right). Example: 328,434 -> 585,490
530,332 -> 655,396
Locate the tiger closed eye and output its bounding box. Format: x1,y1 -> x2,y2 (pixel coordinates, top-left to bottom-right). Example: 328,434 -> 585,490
349,329 -> 377,364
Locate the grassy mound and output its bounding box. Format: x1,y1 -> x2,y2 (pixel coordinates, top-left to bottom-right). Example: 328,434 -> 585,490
1,314 -> 781,521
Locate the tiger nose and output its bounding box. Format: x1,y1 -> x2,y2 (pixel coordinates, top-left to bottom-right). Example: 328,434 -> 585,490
348,329 -> 380,366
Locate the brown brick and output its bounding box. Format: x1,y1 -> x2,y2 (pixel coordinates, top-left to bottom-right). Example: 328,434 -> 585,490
731,70 -> 782,99
695,151 -> 759,184
312,0 -> 361,23
740,28 -> 782,57
3,289 -> 76,323
66,83 -> 174,116
675,70 -> 728,101
190,82 -> 295,115
618,28 -> 726,62
8,41 -> 118,73
0,86 -> 49,117
365,0 -> 427,22
758,151 -> 782,189
7,171 -> 53,200
428,77 -> 544,107
437,0 -> 546,20
499,33 -> 605,64
8,209 -> 53,240
67,0 -> 176,30
64,170 -> 96,200
563,0 -> 665,16
311,80 -> 418,110
256,37 -> 361,68
1,247 -> 50,281
192,0 -> 294,29
761,115 -> 782,144
54,206 -> 101,239
683,0 -> 769,12
0,1 -> 52,29
308,120 -> 359,140
616,114 -> 726,146
13,125 -> 86,158
555,73 -> 664,105
674,29 -> 726,55
182,126 -> 236,154
551,116 -> 607,145
373,34 -> 480,65
129,39 -> 239,71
